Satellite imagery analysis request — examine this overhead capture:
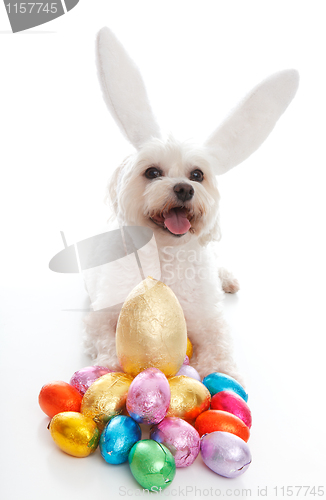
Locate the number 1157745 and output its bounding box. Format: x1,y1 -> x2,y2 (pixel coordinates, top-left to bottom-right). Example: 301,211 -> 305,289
5,3 -> 58,14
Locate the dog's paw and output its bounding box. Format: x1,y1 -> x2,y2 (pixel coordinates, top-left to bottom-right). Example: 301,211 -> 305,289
223,279 -> 240,294
218,267 -> 240,294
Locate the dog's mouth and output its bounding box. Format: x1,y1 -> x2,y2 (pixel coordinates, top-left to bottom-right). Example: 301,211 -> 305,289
150,206 -> 194,236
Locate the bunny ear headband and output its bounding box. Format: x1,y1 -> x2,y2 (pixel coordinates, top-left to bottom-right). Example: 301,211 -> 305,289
96,26 -> 299,175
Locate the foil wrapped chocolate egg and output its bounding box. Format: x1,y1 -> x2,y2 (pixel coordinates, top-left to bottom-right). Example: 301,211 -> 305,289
186,338 -> 193,360
211,390 -> 252,428
100,415 -> 141,464
166,375 -> 211,424
201,431 -> 252,478
126,368 -> 170,425
49,412 -> 100,458
70,366 -> 111,395
81,372 -> 133,431
195,410 -> 250,442
39,381 -> 82,418
129,439 -> 176,491
150,417 -> 200,467
116,277 -> 187,377
202,372 -> 248,402
176,364 -> 201,381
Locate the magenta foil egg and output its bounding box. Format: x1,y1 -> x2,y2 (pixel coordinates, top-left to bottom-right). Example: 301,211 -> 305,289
150,417 -> 200,467
201,431 -> 252,478
126,368 -> 170,425
176,364 -> 201,382
210,390 -> 252,428
70,366 -> 111,395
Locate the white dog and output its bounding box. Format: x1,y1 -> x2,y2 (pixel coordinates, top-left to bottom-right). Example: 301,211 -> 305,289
83,27 -> 299,383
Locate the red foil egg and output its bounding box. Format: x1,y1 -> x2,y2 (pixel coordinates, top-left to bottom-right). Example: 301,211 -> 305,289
210,390 -> 252,428
195,410 -> 250,442
38,381 -> 83,418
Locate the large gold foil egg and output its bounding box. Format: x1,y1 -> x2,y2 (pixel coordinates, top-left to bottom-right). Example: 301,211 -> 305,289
49,412 -> 100,458
81,372 -> 133,430
166,375 -> 211,424
116,277 -> 187,377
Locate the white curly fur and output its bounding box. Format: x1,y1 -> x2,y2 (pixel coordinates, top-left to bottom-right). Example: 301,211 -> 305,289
83,27 -> 299,385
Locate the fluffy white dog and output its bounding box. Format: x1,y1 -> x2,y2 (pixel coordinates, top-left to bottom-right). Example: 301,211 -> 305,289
84,27 -> 299,383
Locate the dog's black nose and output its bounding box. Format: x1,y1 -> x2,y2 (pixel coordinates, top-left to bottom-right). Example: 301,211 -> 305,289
173,183 -> 194,202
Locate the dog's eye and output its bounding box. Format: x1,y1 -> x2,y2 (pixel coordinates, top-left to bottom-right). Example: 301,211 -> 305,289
190,169 -> 204,182
144,166 -> 163,179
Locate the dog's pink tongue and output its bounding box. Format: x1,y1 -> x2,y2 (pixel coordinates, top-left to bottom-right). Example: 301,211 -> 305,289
163,208 -> 191,235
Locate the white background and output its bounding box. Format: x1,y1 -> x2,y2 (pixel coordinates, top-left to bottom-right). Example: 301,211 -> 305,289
0,2 -> 325,499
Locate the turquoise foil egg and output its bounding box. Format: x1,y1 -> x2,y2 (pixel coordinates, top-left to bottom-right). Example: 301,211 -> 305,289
202,372 -> 248,402
99,415 -> 141,464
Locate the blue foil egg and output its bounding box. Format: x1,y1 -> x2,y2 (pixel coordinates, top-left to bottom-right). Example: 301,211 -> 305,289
202,372 -> 248,402
99,415 -> 141,464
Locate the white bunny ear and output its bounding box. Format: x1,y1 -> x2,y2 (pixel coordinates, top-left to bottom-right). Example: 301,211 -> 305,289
205,69 -> 299,175
96,27 -> 161,149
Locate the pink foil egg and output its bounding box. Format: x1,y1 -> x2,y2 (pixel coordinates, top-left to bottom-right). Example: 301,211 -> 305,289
70,366 -> 111,395
210,390 -> 252,428
183,355 -> 190,365
176,364 -> 201,381
126,368 -> 171,425
150,417 -> 200,467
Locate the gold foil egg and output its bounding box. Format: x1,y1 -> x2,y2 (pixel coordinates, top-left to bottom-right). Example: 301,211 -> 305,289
81,372 -> 133,430
49,412 -> 100,457
166,375 -> 211,424
116,277 -> 187,377
186,338 -> 193,360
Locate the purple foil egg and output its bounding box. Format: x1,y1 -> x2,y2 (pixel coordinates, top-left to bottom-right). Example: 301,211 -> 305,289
201,431 -> 252,478
176,364 -> 201,381
126,368 -> 170,425
150,417 -> 200,467
183,355 -> 190,365
211,390 -> 252,428
70,366 -> 111,395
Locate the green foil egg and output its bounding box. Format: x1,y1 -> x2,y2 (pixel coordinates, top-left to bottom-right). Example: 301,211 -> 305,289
128,439 -> 176,491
